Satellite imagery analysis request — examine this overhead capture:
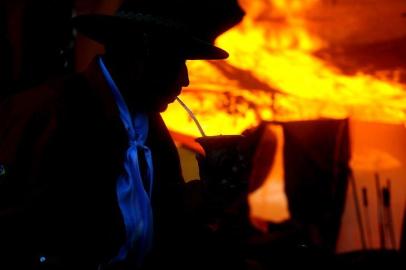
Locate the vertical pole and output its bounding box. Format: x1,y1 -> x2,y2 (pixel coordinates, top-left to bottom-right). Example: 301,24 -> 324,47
350,172 -> 366,249
384,179 -> 397,249
362,187 -> 372,249
375,173 -> 386,249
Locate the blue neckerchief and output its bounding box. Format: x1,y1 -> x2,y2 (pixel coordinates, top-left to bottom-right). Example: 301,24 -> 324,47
98,56 -> 154,266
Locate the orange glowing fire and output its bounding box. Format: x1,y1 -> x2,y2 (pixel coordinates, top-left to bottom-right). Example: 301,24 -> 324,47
162,0 -> 406,137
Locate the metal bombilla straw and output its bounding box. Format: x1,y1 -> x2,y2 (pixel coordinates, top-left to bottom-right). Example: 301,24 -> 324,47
176,97 -> 207,137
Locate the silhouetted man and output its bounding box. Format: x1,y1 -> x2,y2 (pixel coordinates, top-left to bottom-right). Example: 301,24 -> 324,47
0,0 -> 244,269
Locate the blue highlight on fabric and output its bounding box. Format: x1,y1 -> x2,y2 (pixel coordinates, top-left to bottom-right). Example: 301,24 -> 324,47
98,57 -> 154,266
0,164 -> 6,176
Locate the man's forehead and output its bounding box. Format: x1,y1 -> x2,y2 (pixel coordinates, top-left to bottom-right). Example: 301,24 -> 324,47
115,31 -> 188,59
146,32 -> 186,52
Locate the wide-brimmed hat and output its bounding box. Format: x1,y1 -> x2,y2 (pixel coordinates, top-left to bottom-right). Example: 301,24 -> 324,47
72,0 -> 245,60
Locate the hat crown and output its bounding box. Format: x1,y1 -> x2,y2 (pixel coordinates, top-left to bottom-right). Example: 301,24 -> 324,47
115,0 -> 245,43
115,10 -> 189,34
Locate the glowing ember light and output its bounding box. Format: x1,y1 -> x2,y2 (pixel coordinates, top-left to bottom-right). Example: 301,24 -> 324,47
162,0 -> 406,238
162,0 -> 406,137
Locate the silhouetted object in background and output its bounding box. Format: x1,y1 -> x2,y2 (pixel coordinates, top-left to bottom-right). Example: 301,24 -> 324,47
282,119 -> 350,251
19,0 -> 74,89
0,0 -> 74,99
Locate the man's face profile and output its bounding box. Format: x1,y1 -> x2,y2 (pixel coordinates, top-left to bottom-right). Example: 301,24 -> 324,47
141,52 -> 189,112
107,36 -> 190,112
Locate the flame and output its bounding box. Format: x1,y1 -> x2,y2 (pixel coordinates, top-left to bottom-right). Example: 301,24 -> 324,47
162,0 -> 406,137
162,0 -> 406,226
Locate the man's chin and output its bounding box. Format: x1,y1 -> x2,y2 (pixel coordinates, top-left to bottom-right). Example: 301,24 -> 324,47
133,99 -> 171,113
156,98 -> 176,112
143,102 -> 169,112
157,103 -> 169,112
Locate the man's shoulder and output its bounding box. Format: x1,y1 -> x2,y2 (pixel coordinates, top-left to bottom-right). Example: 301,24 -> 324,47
0,74 -> 86,155
1,74 -> 84,114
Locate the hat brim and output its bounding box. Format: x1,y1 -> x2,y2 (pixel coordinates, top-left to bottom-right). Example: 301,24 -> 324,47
72,14 -> 229,60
